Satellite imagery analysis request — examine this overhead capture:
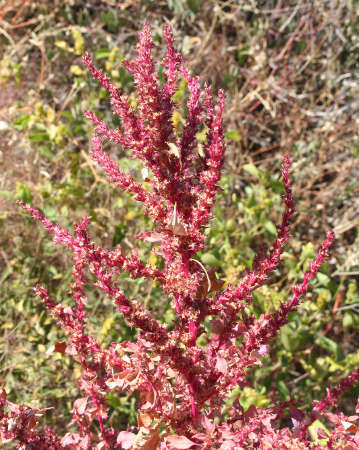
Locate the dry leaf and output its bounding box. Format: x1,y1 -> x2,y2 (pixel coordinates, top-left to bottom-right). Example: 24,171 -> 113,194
168,203 -> 188,236
25,411 -> 38,430
169,223 -> 188,236
137,411 -> 154,428
167,142 -> 181,159
54,342 -> 67,354
133,425 -> 161,450
46,341 -> 67,356
196,269 -> 224,299
342,420 -> 357,433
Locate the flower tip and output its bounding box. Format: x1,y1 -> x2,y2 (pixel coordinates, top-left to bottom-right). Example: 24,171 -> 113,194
326,230 -> 335,246
82,51 -> 92,65
218,89 -> 225,103
283,154 -> 291,167
163,23 -> 172,34
16,200 -> 28,210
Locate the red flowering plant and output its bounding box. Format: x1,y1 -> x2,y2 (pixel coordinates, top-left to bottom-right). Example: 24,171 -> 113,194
3,22 -> 359,449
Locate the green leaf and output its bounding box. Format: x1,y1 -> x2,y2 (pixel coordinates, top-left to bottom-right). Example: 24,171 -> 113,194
243,164 -> 260,179
224,129 -> 242,142
316,333 -> 345,362
264,220 -> 277,236
316,272 -> 331,287
105,394 -> 122,409
29,132 -> 50,142
325,356 -> 344,372
186,0 -> 200,12
270,179 -> 285,193
12,114 -> 31,131
239,387 -> 270,409
201,253 -> 222,268
95,48 -> 111,60
277,380 -> 290,400
308,419 -> 329,445
16,183 -> 32,203
280,324 -> 297,351
0,266 -> 12,284
280,322 -> 310,352
112,224 -> 128,246
37,146 -> 55,161
237,45 -> 250,65
43,205 -> 58,222
301,242 -> 314,260
48,124 -> 58,141
295,40 -> 307,52
343,311 -> 359,329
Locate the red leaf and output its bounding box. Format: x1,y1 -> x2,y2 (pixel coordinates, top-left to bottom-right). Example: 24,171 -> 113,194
74,397 -> 88,415
316,428 -> 329,439
165,203 -> 189,237
136,231 -> 165,243
200,414 -> 215,434
117,431 -> 136,449
220,441 -> 237,450
215,356 -> 228,375
244,405 -> 257,422
133,426 -> 161,450
166,435 -> 198,449
61,433 -> 80,446
139,389 -> 156,410
211,319 -> 224,334
80,435 -> 91,449
207,270 -> 225,293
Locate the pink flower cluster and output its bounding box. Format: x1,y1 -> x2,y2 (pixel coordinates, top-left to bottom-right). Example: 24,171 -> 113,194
3,22 -> 359,449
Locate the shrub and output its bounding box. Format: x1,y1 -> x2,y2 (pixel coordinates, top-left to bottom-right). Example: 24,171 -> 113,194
2,22 -> 359,449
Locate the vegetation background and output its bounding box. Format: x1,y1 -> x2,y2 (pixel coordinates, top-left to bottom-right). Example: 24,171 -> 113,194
1,0 -> 359,440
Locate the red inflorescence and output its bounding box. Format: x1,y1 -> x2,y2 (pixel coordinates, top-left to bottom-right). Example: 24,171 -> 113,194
5,22 -> 359,450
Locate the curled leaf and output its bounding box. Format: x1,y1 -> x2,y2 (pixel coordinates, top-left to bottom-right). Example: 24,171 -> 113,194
196,268 -> 224,299
168,203 -> 188,236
